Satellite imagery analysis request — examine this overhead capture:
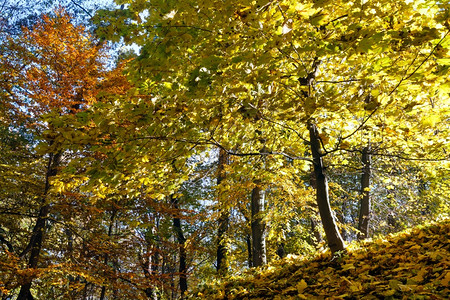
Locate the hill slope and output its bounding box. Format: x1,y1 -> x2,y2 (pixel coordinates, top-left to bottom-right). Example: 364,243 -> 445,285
191,220 -> 449,299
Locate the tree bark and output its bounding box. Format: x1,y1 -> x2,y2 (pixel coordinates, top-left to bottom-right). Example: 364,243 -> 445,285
100,208 -> 116,300
66,228 -> 78,299
246,234 -> 252,267
358,146 -> 371,240
141,216 -> 160,300
251,184 -> 266,267
309,167 -> 323,247
276,243 -> 286,259
0,226 -> 13,252
17,152 -> 61,300
216,148 -> 229,275
310,217 -> 323,246
308,122 -> 345,254
170,196 -> 188,297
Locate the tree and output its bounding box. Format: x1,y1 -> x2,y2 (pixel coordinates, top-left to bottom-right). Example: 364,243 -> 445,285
2,1 -> 449,297
216,148 -> 230,275
0,9 -> 127,299
98,0 -> 449,255
251,182 -> 266,267
308,121 -> 345,253
358,146 -> 371,240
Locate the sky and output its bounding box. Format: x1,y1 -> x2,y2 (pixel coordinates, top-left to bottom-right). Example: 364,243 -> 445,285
0,0 -> 117,33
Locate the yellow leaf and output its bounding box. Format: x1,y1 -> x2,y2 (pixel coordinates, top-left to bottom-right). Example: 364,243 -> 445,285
422,114 -> 440,127
163,82 -> 173,89
342,263 -> 355,271
437,58 -> 450,65
441,271 -> 450,286
399,284 -> 413,292
296,279 -> 307,293
389,279 -> 401,290
350,281 -> 363,292
411,268 -> 427,283
382,289 -> 396,296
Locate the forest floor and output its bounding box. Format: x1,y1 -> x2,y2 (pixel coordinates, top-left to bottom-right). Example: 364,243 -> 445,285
190,219 -> 449,299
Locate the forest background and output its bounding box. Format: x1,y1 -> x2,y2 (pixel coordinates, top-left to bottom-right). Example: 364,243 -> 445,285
0,0 -> 449,299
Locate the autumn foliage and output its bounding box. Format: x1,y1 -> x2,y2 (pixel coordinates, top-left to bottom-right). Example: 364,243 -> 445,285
4,10 -> 107,120
192,220 -> 450,299
0,1 -> 449,299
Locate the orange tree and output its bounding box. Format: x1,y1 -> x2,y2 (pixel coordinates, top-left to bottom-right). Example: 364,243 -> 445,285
0,9 -> 133,299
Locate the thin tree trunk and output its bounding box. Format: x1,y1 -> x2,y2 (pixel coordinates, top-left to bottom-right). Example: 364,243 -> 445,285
308,122 -> 345,254
246,234 -> 252,267
216,148 -> 229,275
17,152 -> 61,300
310,217 -> 323,246
170,196 -> 188,297
141,244 -> 158,300
276,243 -> 286,259
99,209 -> 116,300
141,216 -> 160,300
358,146 -> 371,240
251,184 -> 266,267
66,228 -> 77,299
83,282 -> 88,300
0,227 -> 13,252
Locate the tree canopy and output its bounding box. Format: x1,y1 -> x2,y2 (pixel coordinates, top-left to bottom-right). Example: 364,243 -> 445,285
0,0 -> 449,299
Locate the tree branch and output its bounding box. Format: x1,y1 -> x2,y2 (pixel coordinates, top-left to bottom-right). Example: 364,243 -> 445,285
342,28 -> 450,141
69,0 -> 93,18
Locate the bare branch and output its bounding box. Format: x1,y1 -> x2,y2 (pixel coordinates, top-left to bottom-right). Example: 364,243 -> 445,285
69,0 -> 93,18
260,114 -> 309,143
316,79 -> 360,84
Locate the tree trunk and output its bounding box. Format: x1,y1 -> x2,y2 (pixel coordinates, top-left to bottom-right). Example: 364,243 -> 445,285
251,184 -> 266,267
170,196 -> 188,297
308,123 -> 345,254
0,226 -> 13,252
358,146 -> 371,240
100,209 -> 116,300
66,228 -> 78,299
309,167 -> 323,247
216,148 -> 229,275
142,248 -> 158,300
246,234 -> 252,267
310,217 -> 323,246
17,152 -> 61,300
142,216 -> 160,300
276,243 -> 286,259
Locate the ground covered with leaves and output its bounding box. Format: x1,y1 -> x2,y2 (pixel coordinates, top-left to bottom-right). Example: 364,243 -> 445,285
191,220 -> 449,299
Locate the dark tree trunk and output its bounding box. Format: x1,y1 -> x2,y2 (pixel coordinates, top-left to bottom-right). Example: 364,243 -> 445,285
0,227 -> 13,252
216,148 -> 229,275
358,146 -> 371,240
216,210 -> 229,275
246,234 -> 252,267
310,217 -> 323,246
170,196 -> 188,297
142,216 -> 160,300
100,209 -> 116,300
309,167 -> 323,247
66,228 -> 78,299
251,184 -> 266,267
308,123 -> 345,254
276,243 -> 286,259
17,152 -> 61,300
